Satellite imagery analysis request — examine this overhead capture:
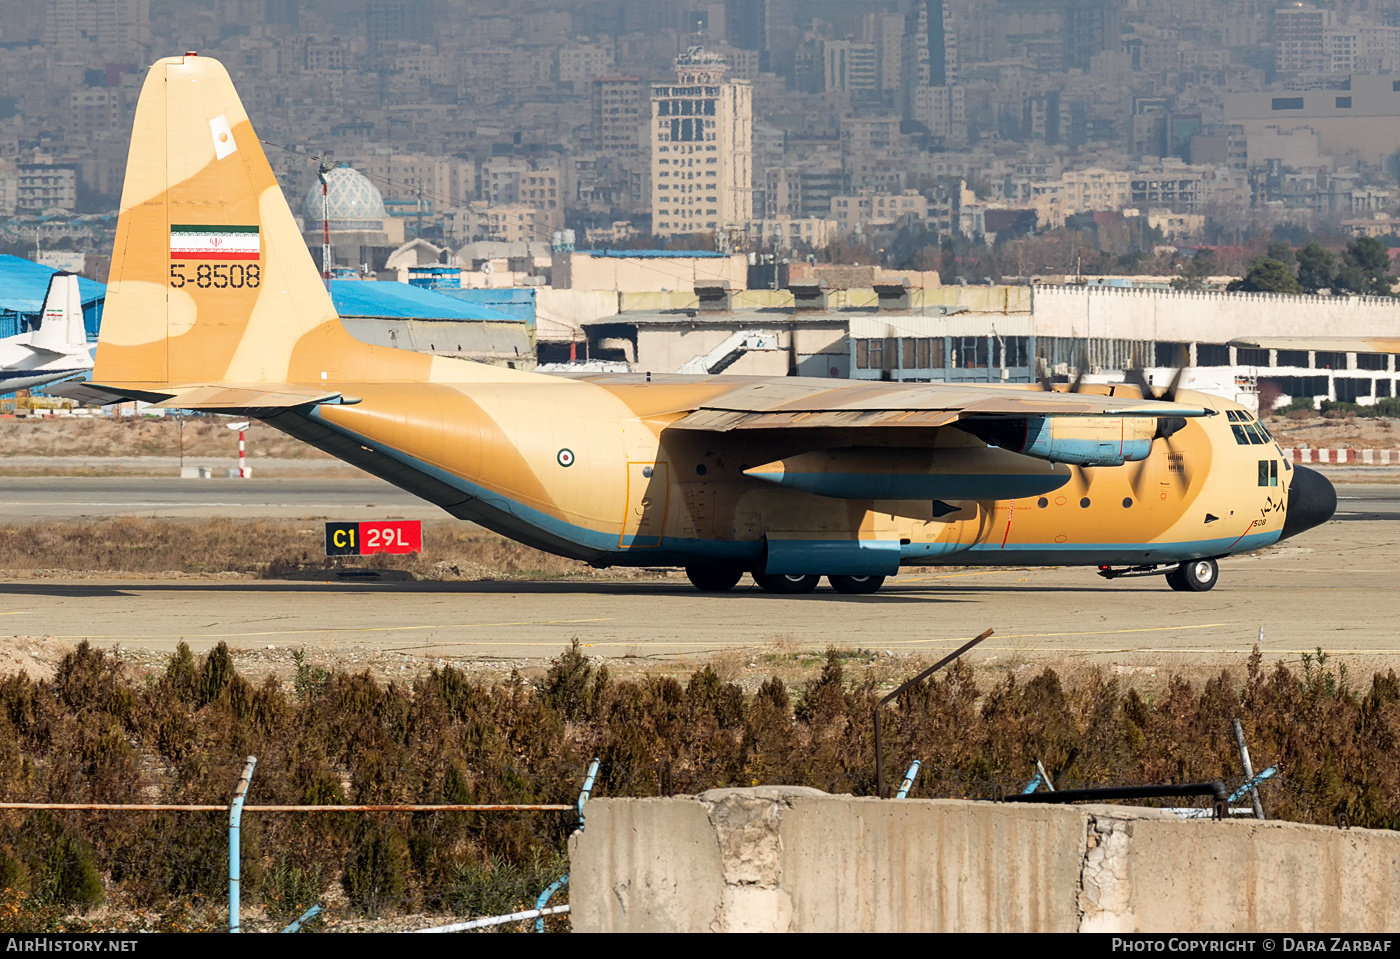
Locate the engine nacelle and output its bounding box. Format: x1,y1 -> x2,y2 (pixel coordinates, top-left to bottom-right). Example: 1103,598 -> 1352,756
959,415 -> 1157,467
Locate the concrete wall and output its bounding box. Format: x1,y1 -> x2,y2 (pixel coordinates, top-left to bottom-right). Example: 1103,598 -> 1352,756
571,788 -> 1400,933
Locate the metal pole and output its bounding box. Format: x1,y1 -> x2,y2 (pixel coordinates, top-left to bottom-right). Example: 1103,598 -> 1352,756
895,760 -> 921,799
238,428 -> 246,478
280,904 -> 321,934
417,905 -> 571,933
1233,718 -> 1266,820
319,159 -> 333,291
229,756 -> 257,933
577,757 -> 600,828
875,629 -> 993,797
535,757 -> 600,933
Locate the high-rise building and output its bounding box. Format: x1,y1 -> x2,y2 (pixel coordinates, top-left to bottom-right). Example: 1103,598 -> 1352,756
864,12 -> 906,98
1064,0 -> 1121,73
901,1 -> 960,138
44,0 -> 149,49
650,48 -> 752,236
725,0 -> 766,51
1275,3 -> 1336,73
823,41 -> 879,99
593,76 -> 645,160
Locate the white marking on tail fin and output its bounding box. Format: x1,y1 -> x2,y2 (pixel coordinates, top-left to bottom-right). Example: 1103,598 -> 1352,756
209,114 -> 237,159
30,273 -> 87,355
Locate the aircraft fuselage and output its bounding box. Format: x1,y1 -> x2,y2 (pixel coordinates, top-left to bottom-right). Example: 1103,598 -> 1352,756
267,375 -> 1315,580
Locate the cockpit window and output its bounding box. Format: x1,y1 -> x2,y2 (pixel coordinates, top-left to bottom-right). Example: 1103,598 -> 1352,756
1229,410 -> 1272,445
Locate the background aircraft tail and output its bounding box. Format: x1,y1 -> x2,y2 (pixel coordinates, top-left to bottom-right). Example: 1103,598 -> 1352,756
30,273 -> 87,355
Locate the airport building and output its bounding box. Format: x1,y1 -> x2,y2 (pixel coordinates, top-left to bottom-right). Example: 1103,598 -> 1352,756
528,272 -> 1400,411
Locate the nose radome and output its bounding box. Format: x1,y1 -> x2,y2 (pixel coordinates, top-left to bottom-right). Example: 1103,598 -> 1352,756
1281,465 -> 1337,541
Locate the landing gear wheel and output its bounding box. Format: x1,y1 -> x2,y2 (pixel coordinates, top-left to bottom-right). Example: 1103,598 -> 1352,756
1165,558 -> 1218,592
828,574 -> 886,594
685,564 -> 744,592
752,573 -> 821,594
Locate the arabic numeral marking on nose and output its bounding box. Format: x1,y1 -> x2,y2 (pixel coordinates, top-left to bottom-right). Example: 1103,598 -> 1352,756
196,264 -> 212,288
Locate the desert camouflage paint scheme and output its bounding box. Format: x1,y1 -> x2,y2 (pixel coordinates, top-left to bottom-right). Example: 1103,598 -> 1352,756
88,56 -> 1335,591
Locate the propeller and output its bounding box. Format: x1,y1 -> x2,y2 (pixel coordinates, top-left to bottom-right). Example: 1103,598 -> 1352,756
1036,346 -> 1089,392
1122,349 -> 1194,499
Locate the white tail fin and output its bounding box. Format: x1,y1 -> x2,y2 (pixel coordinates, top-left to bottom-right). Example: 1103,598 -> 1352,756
30,273 -> 87,355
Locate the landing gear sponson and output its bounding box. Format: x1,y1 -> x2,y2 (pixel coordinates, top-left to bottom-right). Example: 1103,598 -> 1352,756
1096,558 -> 1219,592
684,566 -> 887,595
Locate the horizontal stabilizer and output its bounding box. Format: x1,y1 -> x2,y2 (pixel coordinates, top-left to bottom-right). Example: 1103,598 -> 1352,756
145,384 -> 360,410
44,381 -> 359,410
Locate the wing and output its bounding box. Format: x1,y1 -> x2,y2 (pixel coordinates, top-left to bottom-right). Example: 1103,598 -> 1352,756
660,378 -> 1212,432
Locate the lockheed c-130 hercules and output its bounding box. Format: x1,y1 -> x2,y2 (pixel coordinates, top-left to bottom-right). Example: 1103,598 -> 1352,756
62,54 -> 1338,595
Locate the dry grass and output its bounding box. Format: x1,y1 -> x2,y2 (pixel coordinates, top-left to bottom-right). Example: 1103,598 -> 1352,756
0,414 -> 333,459
0,518 -> 596,580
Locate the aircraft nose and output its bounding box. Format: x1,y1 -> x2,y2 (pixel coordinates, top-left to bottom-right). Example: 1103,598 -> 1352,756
1281,465 -> 1337,540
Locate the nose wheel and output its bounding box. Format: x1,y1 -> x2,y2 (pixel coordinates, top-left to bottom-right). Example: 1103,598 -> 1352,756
1165,558 -> 1218,592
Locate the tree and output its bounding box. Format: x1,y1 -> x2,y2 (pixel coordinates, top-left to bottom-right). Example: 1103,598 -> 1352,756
1335,236 -> 1397,296
1226,259 -> 1303,294
1295,242 -> 1337,293
939,235 -> 956,284
1265,240 -> 1296,269
1171,248 -> 1218,290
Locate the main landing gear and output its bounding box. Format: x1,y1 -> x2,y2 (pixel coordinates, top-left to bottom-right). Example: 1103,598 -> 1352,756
683,566 -> 887,594
1096,558 -> 1219,592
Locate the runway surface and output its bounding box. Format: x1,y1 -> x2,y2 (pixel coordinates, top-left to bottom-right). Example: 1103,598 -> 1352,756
0,479 -> 1394,669
0,476 -> 436,521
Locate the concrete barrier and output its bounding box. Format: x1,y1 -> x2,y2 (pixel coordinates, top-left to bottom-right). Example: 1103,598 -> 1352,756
570,788 -> 1400,932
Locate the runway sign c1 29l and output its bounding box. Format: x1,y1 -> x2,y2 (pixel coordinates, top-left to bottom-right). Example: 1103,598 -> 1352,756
325,521 -> 422,556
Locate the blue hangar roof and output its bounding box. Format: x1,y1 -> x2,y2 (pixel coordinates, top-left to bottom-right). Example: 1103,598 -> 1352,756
329,279 -> 521,322
0,254 -> 105,313
0,254 -> 106,340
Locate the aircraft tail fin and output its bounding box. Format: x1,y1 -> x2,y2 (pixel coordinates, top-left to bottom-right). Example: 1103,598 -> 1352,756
30,272 -> 87,355
95,54 -> 432,392
94,53 -> 537,395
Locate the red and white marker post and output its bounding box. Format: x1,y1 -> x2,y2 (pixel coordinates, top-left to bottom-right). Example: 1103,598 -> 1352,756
227,420 -> 251,479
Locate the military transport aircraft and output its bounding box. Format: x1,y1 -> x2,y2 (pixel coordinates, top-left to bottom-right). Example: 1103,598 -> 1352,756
0,272 -> 94,393
62,54 -> 1337,594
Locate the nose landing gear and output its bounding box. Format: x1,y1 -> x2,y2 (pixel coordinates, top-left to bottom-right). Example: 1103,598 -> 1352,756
1165,558 -> 1218,592
1096,557 -> 1220,591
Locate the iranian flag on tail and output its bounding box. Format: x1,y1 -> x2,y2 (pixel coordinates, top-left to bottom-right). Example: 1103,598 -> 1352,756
169,224 -> 260,260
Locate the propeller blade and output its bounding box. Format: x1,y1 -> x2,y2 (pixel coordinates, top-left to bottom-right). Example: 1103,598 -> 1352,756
1161,346 -> 1190,402
1070,347 -> 1088,393
1155,416 -> 1187,441
1123,366 -> 1153,398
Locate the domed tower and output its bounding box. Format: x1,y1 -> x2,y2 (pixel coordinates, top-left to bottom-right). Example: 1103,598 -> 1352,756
300,164 -> 404,273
